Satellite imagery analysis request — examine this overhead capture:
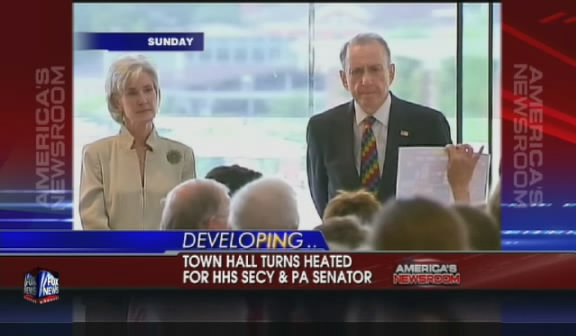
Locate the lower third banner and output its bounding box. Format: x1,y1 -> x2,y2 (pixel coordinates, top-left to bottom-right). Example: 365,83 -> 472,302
1,253 -> 576,290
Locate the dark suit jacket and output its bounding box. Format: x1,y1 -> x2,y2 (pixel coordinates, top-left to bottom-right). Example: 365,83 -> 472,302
306,93 -> 453,217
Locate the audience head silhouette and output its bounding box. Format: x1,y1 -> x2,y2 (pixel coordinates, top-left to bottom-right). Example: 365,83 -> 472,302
453,204 -> 500,250
372,197 -> 470,251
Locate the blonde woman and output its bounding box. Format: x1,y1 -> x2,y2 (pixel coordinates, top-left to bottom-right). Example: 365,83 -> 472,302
79,55 -> 196,230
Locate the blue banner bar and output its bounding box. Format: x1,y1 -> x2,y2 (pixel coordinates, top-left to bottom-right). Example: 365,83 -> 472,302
75,32 -> 204,51
0,231 -> 328,254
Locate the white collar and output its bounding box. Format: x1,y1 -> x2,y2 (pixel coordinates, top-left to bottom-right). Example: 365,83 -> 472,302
354,94 -> 391,127
119,124 -> 159,151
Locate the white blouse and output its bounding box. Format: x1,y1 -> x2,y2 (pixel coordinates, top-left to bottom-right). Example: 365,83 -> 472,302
79,126 -> 196,230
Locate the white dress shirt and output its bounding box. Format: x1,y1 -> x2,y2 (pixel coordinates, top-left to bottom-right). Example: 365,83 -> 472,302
79,126 -> 196,230
353,95 -> 391,176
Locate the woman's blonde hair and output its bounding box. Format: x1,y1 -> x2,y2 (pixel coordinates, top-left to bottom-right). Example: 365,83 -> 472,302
323,189 -> 381,224
314,215 -> 369,250
105,55 -> 161,124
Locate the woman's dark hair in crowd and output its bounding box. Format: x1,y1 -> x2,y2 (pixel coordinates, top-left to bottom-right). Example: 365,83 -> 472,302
205,164 -> 262,196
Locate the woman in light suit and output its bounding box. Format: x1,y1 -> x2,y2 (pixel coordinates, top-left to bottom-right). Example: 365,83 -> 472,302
79,55 -> 196,230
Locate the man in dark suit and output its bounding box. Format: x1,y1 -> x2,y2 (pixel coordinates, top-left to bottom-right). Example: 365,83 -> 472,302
306,33 -> 453,217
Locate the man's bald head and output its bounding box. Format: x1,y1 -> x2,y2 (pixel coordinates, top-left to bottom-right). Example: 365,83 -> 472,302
160,179 -> 230,230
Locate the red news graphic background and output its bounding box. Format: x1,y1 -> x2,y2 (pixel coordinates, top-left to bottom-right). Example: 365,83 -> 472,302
2,253 -> 576,290
0,0 -> 72,189
501,0 -> 576,205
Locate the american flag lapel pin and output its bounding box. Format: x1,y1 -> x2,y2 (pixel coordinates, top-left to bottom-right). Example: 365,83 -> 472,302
400,130 -> 409,137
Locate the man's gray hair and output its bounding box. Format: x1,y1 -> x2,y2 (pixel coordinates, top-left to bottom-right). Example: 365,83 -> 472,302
160,179 -> 230,230
229,177 -> 299,230
105,55 -> 161,124
339,33 -> 392,70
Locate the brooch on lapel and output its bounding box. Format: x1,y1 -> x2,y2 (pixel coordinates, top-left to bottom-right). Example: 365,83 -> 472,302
400,130 -> 410,137
166,150 -> 182,165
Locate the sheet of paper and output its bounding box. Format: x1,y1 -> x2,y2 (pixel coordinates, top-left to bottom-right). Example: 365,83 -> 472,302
396,147 -> 491,205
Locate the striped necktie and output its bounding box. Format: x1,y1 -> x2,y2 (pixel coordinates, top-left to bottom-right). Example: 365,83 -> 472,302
360,116 -> 380,192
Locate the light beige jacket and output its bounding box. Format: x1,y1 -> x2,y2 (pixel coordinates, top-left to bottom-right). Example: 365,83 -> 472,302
79,126 -> 196,230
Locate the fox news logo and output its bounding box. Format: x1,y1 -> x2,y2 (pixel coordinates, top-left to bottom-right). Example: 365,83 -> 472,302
393,263 -> 460,286
23,268 -> 60,304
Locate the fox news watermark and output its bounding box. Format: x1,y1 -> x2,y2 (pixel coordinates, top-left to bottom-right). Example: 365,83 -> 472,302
393,263 -> 460,286
513,64 -> 543,207
23,268 -> 60,304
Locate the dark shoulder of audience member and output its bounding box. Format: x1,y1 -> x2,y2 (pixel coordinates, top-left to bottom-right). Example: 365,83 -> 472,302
205,164 -> 262,196
314,215 -> 368,250
371,197 -> 470,251
453,205 -> 500,250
